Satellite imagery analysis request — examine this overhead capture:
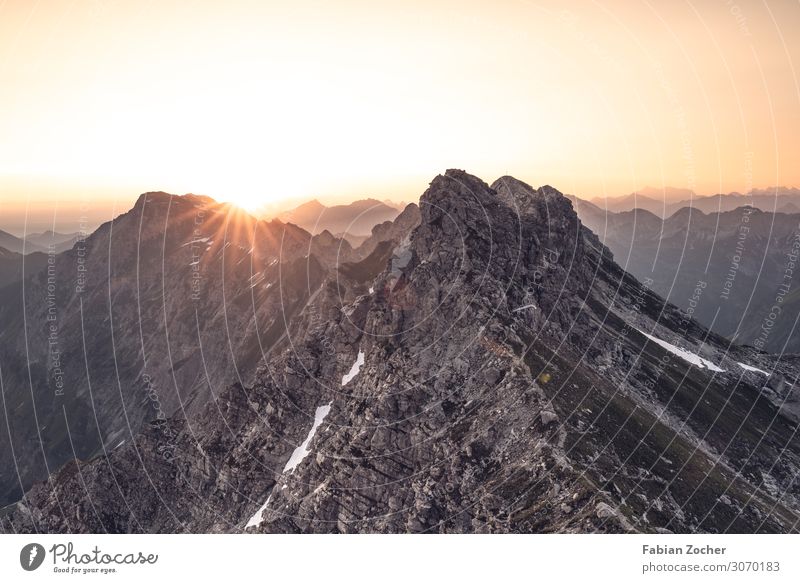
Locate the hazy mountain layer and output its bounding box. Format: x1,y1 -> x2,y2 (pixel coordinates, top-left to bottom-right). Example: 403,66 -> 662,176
24,231 -> 83,254
587,187 -> 800,218
577,205 -> 800,353
0,192 -> 354,506
0,229 -> 47,255
277,199 -> 400,237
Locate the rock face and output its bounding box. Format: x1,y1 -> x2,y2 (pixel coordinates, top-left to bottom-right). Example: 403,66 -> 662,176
576,205 -> 800,352
2,171 -> 799,534
352,202 -> 421,261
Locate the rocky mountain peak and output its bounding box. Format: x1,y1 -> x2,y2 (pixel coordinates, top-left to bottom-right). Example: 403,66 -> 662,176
3,170 -> 799,535
412,171 -> 589,290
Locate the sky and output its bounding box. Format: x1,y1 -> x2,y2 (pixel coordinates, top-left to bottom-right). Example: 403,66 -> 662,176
1,0 -> 799,234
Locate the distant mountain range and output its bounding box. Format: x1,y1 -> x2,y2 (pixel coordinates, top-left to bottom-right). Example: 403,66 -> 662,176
25,230 -> 83,253
0,229 -> 83,255
276,198 -> 401,238
2,172 -> 798,534
0,230 -> 85,290
0,247 -> 48,288
587,186 -> 800,217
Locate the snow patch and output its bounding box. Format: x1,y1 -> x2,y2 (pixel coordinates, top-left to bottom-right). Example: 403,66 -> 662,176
183,237 -> 213,247
513,304 -> 538,312
245,494 -> 271,528
368,286 -> 374,294
638,329 -> 725,372
341,351 -> 365,386
737,362 -> 770,376
283,402 -> 332,473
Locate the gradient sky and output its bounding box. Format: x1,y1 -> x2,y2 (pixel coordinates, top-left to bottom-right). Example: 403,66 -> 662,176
1,0 -> 799,234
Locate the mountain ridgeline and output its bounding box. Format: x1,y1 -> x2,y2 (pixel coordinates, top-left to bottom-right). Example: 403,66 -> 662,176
1,171 -> 798,534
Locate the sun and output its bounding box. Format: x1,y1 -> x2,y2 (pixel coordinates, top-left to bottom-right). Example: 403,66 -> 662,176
195,172 -> 317,215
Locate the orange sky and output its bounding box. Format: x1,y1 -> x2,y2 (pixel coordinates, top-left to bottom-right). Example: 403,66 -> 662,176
1,0 -> 799,234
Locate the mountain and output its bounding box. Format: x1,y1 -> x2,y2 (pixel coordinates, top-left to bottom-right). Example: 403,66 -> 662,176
0,192 -> 354,507
277,198 -> 401,237
750,187 -> 800,198
662,193 -> 746,216
24,230 -> 83,253
0,231 -> 87,288
3,171 -> 798,534
636,186 -> 696,202
0,229 -> 47,254
0,247 -> 49,289
587,186 -> 800,219
576,205 -> 800,353
589,187 -> 699,215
